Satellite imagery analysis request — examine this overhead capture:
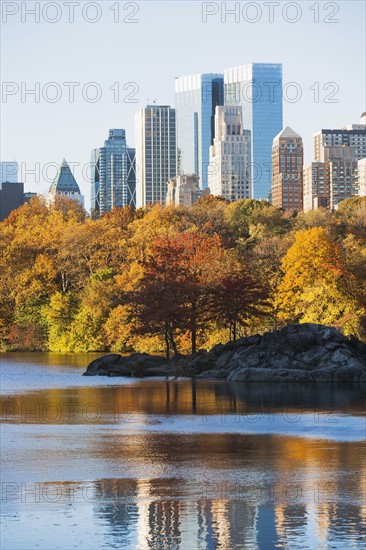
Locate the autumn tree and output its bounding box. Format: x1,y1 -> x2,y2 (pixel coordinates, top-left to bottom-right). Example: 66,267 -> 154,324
208,253 -> 268,342
276,227 -> 365,336
121,229 -> 225,356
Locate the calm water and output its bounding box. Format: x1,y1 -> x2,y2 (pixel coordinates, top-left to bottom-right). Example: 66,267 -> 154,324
1,352 -> 365,550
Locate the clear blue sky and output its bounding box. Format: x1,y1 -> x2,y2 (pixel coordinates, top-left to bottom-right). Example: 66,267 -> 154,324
1,1 -> 365,207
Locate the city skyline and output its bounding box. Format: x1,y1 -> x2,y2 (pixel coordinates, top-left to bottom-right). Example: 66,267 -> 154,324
1,1 -> 365,207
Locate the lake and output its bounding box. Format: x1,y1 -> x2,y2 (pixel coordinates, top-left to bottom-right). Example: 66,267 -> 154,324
1,352 -> 365,549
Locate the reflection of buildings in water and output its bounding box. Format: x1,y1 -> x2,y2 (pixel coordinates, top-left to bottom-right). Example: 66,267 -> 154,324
210,500 -> 231,548
313,503 -> 332,545
135,479 -> 183,549
274,504 -> 308,548
80,474 -> 366,549
197,499 -> 258,549
147,500 -> 182,548
88,479 -> 139,546
135,479 -> 152,549
256,505 -> 277,550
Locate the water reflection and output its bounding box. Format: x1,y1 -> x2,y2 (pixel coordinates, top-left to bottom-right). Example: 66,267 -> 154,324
2,379 -> 366,424
1,358 -> 366,549
3,476 -> 365,549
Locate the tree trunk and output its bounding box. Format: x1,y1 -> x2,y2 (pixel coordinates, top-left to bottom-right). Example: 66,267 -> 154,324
168,325 -> 178,357
164,327 -> 170,360
191,328 -> 197,356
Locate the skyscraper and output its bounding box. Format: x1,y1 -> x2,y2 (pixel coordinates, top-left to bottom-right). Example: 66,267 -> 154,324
0,182 -> 24,221
271,127 -> 303,213
175,73 -> 224,189
0,161 -> 18,183
126,147 -> 137,209
314,114 -> 366,162
303,162 -> 329,212
48,159 -> 84,207
224,63 -> 283,200
303,147 -> 358,211
208,106 -> 251,201
135,105 -> 176,208
90,129 -> 136,215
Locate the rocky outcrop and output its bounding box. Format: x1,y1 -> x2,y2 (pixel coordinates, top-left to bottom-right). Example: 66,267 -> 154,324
83,353 -> 171,377
195,324 -> 366,382
83,324 -> 366,382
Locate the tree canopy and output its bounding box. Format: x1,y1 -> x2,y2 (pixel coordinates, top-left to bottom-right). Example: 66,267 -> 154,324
1,195 -> 365,353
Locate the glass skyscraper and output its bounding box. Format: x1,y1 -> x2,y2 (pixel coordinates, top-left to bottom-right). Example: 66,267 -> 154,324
126,147 -> 136,210
175,74 -> 224,189
135,105 -> 176,208
91,129 -> 136,215
224,64 -> 283,199
0,161 -> 18,183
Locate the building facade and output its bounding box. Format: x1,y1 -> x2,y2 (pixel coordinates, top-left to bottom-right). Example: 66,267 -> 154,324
303,162 -> 330,212
208,106 -> 251,201
48,159 -> 84,207
24,192 -> 38,204
166,174 -> 208,207
135,105 -> 177,208
328,159 -> 358,208
0,181 -> 24,221
126,147 -> 137,209
314,114 -> 366,162
271,127 -> 303,213
0,161 -> 18,184
224,63 -> 283,200
91,129 -> 135,215
303,149 -> 359,211
356,157 -> 366,196
175,74 -> 224,189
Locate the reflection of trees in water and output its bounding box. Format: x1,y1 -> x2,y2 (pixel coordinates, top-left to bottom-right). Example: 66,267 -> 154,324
2,380 -> 366,425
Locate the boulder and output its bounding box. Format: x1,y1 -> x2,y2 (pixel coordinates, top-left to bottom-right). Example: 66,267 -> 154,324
83,353 -> 169,377
227,367 -> 313,383
82,354 -> 121,376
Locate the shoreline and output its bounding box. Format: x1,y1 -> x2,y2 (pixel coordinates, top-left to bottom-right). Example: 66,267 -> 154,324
83,323 -> 366,383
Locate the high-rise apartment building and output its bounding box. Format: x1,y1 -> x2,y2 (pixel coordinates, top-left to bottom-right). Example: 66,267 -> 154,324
91,129 -> 135,215
303,162 -> 330,212
48,159 -> 84,207
224,63 -> 283,200
271,127 -> 303,213
175,74 -> 224,189
208,106 -> 251,201
329,159 -> 358,208
303,146 -> 359,211
135,105 -> 176,208
314,114 -> 366,162
0,161 -> 18,184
